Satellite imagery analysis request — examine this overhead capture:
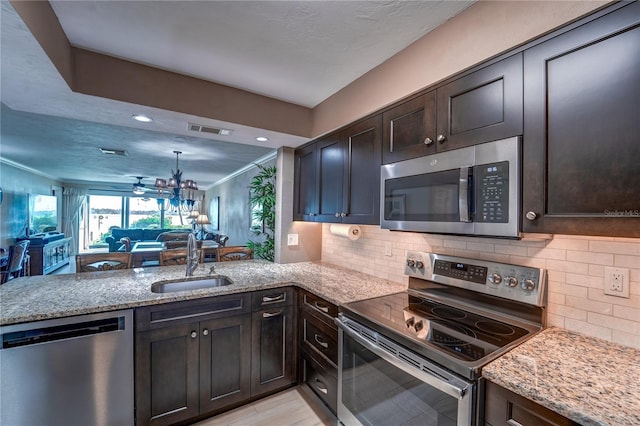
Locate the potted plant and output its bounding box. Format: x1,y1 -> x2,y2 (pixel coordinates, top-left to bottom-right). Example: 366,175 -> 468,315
247,164 -> 276,261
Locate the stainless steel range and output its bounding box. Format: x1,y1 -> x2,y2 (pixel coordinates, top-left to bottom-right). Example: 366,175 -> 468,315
336,251 -> 546,426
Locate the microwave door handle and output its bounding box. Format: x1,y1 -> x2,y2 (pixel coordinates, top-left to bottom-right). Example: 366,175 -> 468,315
459,166 -> 471,222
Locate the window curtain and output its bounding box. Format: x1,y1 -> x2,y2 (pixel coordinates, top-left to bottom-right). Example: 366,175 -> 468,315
62,187 -> 87,255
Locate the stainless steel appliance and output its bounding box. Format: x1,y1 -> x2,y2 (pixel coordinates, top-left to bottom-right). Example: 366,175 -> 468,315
336,252 -> 546,425
381,137 -> 521,237
0,309 -> 134,426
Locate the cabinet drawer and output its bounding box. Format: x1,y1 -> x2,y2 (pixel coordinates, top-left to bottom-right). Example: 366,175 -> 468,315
301,310 -> 338,365
136,293 -> 251,331
301,349 -> 337,415
252,287 -> 294,310
300,291 -> 338,326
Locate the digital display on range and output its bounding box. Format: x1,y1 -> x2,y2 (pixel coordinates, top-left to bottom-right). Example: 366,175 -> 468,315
434,260 -> 488,284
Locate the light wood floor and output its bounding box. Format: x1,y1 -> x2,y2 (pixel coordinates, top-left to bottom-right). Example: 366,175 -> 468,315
192,387 -> 337,426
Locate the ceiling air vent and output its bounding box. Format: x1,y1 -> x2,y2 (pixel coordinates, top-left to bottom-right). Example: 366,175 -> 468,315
99,148 -> 128,156
187,122 -> 233,136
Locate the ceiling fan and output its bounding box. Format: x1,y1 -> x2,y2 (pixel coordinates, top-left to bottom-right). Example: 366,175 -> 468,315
131,176 -> 151,195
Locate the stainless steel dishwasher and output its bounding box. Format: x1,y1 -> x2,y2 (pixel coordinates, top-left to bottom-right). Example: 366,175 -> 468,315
0,309 -> 134,426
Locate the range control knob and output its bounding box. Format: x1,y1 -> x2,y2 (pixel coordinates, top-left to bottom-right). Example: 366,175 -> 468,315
405,316 -> 415,328
489,273 -> 503,285
413,320 -> 424,332
415,260 -> 424,269
504,276 -> 518,287
522,279 -> 536,292
406,259 -> 416,268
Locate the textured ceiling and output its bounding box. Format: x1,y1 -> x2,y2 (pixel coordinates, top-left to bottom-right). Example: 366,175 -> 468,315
0,0 -> 474,191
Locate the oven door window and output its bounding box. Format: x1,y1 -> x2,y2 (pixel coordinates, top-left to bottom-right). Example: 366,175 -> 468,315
340,332 -> 464,426
384,169 -> 461,222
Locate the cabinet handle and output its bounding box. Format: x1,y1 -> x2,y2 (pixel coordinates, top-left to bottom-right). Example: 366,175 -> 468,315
437,134 -> 446,143
202,328 -> 209,336
313,301 -> 329,313
190,331 -> 197,339
335,212 -> 340,218
263,310 -> 283,318
314,378 -> 328,394
314,334 -> 329,349
340,212 -> 346,218
424,137 -> 433,146
526,211 -> 538,221
263,294 -> 285,303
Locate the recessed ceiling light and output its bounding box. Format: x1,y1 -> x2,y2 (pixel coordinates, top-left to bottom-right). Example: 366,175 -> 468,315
256,136 -> 269,142
132,114 -> 153,123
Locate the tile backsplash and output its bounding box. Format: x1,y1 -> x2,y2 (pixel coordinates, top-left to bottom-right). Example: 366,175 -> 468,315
321,224 -> 640,349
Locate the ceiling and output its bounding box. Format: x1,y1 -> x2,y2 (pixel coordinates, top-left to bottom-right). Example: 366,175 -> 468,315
0,0 -> 473,192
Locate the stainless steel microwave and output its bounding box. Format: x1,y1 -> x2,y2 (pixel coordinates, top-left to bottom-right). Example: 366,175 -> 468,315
380,137 -> 521,238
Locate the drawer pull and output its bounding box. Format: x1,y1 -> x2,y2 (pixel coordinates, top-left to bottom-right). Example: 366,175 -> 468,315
263,310 -> 283,318
262,294 -> 285,303
314,334 -> 329,349
314,378 -> 328,394
313,301 -> 329,313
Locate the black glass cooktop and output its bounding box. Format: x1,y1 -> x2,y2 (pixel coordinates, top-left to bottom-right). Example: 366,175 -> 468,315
342,292 -> 530,362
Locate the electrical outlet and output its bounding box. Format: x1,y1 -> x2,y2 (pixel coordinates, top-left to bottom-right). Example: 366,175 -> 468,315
287,234 -> 299,246
384,241 -> 393,257
604,266 -> 630,298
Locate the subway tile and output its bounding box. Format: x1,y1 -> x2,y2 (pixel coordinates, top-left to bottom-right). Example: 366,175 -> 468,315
495,244 -> 528,256
614,254 -> 640,269
443,239 -> 467,249
508,256 -> 546,269
565,296 -> 612,315
588,288 -> 640,309
548,291 -> 566,305
545,259 -> 590,274
547,270 -> 566,283
550,282 -> 589,298
588,312 -> 640,334
613,305 -> 640,322
611,330 -> 640,349
545,238 -> 589,251
547,304 -> 587,321
546,313 -> 565,328
564,318 -> 612,341
527,247 -> 566,260
588,264 -> 605,277
566,250 -> 614,265
565,273 -> 604,289
589,240 -> 640,255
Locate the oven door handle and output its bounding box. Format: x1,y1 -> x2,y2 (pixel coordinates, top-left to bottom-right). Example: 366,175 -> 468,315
337,318 -> 471,401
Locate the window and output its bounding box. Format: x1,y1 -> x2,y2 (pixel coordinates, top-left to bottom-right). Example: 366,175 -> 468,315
86,195 -> 123,247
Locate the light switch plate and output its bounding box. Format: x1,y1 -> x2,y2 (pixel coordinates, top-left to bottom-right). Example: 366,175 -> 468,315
287,234 -> 299,246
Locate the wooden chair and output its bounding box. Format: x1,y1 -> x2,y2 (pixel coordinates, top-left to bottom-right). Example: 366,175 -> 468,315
216,246 -> 253,262
119,237 -> 132,252
1,240 -> 31,284
76,252 -> 132,273
159,248 -> 203,266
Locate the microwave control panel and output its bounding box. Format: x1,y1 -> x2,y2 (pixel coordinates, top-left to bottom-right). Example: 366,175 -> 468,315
475,161 -> 509,223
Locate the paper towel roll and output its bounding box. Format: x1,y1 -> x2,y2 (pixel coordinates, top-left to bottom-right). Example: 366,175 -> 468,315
329,224 -> 361,241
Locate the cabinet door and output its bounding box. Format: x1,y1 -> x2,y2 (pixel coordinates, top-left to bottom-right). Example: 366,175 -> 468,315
436,53 -> 523,151
316,134 -> 345,222
382,91 -> 436,164
199,314 -> 252,414
251,305 -> 295,397
342,115 -> 382,225
293,143 -> 318,221
522,3 -> 640,237
136,323 -> 200,426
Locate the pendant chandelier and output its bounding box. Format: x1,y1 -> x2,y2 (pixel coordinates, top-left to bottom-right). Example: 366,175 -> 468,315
154,150 -> 198,213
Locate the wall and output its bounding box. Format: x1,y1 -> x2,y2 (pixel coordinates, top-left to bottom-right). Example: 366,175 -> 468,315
322,225 -> 640,349
0,162 -> 61,249
312,0 -> 609,136
205,159 -> 276,248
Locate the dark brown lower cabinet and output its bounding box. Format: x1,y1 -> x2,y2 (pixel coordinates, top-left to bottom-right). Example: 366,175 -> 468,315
484,380 -> 579,426
251,304 -> 296,397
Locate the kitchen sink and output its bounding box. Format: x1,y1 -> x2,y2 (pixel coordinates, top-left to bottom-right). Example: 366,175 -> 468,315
150,275 -> 233,293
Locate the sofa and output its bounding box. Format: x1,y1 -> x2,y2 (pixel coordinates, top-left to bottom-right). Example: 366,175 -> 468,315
105,228 -> 192,252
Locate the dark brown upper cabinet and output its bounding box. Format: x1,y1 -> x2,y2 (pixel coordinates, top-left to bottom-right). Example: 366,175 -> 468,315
382,54 -> 523,164
436,53 -> 523,152
522,2 -> 640,237
293,143 -> 318,221
382,91 -> 436,164
296,115 -> 382,224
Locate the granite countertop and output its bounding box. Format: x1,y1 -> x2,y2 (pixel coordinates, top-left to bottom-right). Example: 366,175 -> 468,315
0,260 -> 406,326
483,327 -> 640,426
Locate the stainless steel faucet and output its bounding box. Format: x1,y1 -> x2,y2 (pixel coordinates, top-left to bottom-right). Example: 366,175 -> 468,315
185,233 -> 200,277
